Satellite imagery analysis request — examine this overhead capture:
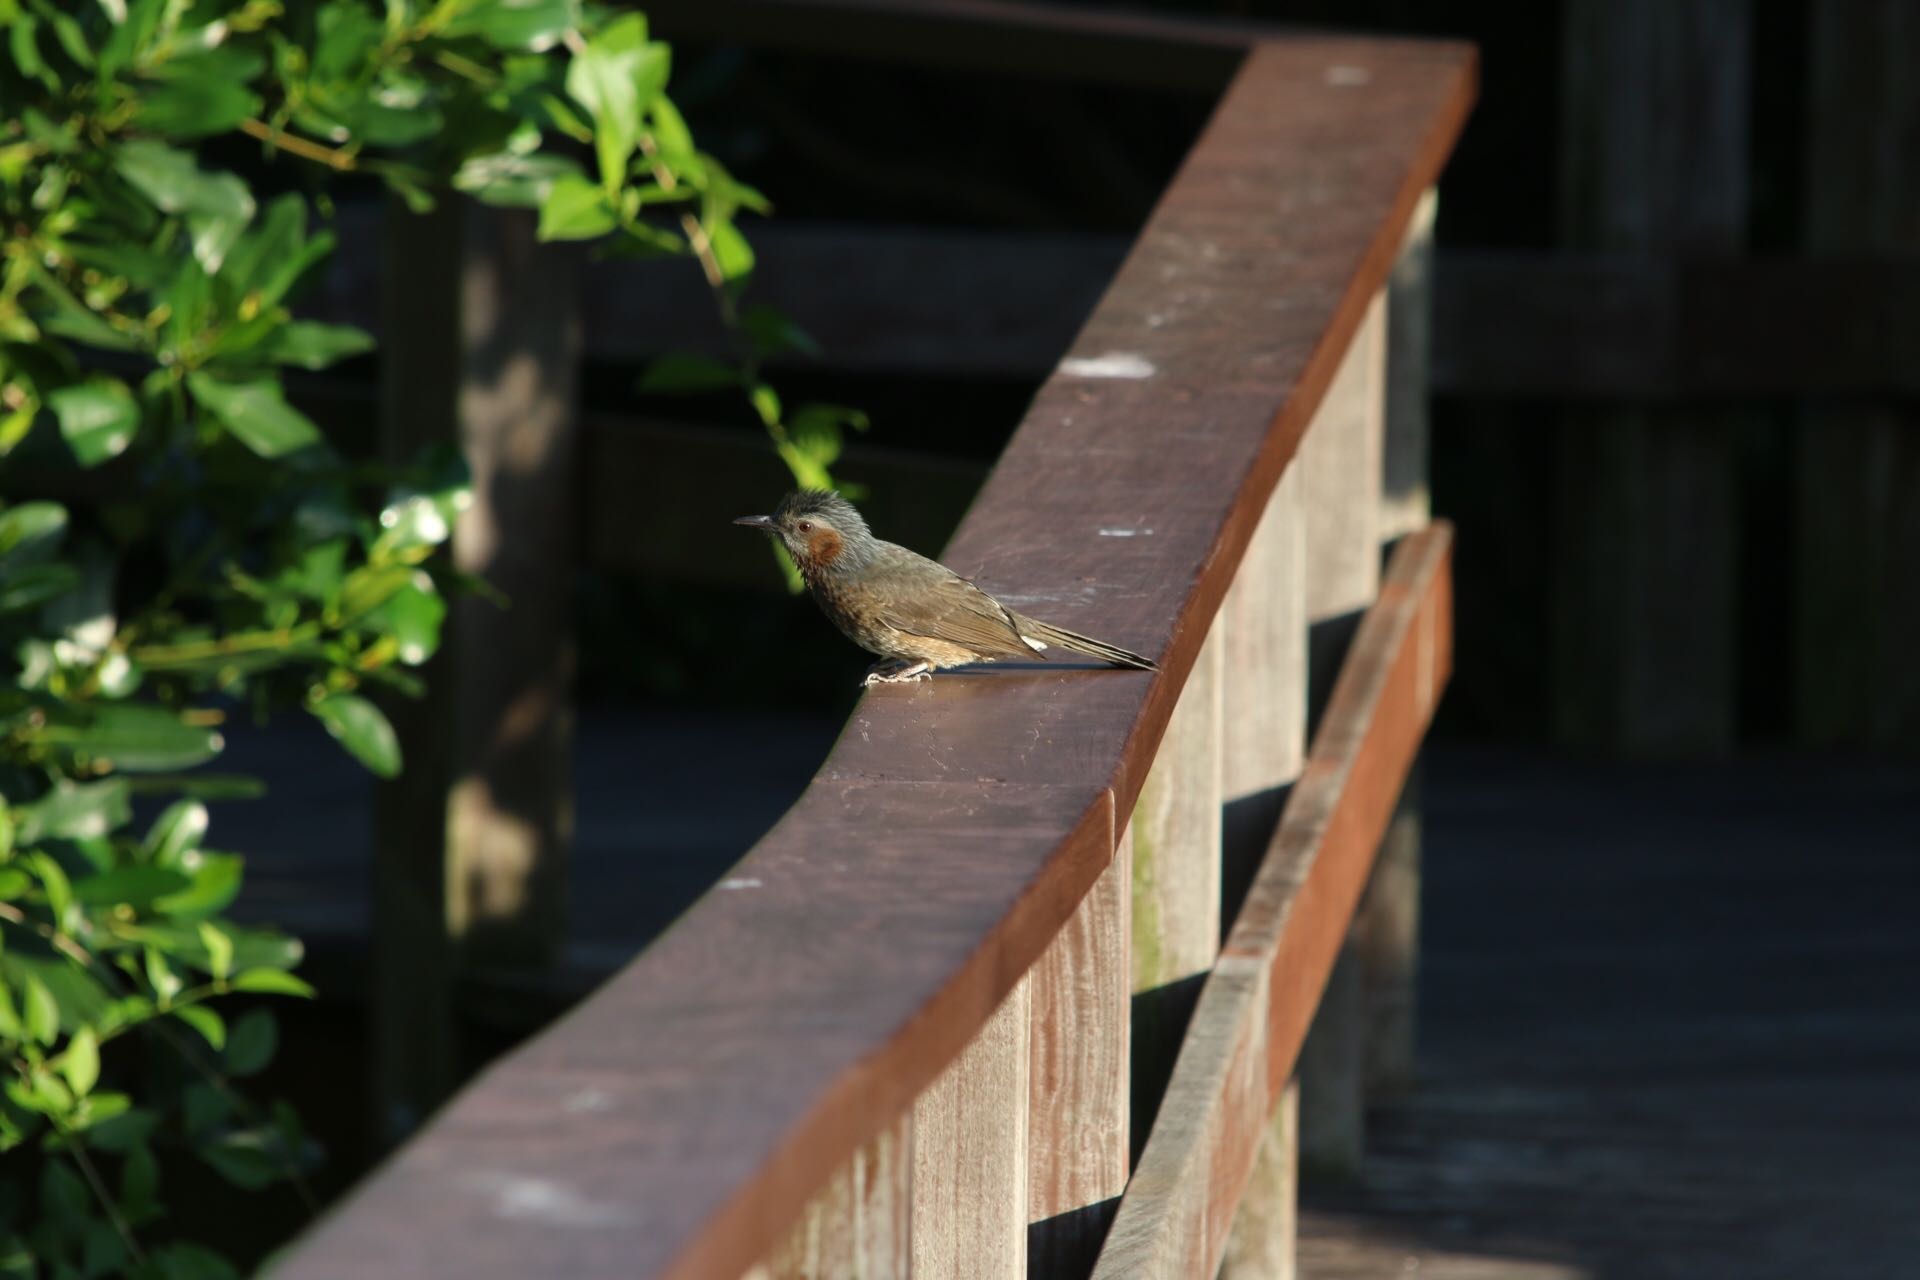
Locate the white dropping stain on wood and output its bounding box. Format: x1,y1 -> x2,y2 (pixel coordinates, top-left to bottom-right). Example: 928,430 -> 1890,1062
719,877 -> 763,890
563,1088 -> 613,1114
1098,528 -> 1155,537
1326,64 -> 1372,86
464,1173 -> 624,1228
1059,352 -> 1157,379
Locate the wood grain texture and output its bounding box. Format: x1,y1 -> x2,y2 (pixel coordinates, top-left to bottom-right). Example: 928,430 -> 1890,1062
1795,1 -> 1920,750
1221,1080 -> 1299,1280
1130,621 -> 1223,1155
272,38 -> 1473,1280
754,1116 -> 911,1280
914,976 -> 1031,1279
1028,845 -> 1131,1277
1091,524 -> 1454,1280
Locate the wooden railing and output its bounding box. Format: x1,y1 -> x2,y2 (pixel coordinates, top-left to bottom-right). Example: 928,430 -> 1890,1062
273,24 -> 1473,1280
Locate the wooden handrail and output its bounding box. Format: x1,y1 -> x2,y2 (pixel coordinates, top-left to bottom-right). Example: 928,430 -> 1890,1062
273,34 -> 1474,1280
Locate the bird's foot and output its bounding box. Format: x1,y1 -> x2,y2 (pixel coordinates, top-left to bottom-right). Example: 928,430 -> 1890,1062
861,660 -> 932,687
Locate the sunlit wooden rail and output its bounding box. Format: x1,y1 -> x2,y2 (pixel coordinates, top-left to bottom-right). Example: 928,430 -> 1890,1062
273,26 -> 1473,1280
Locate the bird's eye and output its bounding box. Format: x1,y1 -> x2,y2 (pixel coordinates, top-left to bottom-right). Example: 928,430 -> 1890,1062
796,520 -> 813,533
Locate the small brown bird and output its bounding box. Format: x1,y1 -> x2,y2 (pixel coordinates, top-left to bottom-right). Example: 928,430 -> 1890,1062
734,490 -> 1159,686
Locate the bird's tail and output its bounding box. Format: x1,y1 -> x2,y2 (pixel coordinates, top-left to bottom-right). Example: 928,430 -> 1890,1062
1011,614 -> 1159,671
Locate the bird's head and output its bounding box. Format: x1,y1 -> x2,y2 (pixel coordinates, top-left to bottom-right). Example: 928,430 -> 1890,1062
733,490 -> 875,577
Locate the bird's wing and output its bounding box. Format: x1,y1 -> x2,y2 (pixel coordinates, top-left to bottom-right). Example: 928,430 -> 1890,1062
872,560 -> 1036,660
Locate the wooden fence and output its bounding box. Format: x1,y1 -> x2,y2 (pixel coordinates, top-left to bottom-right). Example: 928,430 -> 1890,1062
271,19 -> 1472,1280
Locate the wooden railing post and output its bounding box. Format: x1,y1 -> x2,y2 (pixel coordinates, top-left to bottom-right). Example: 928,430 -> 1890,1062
1219,467 -> 1307,1279
1362,187 -> 1437,1101
912,976 -> 1032,1277
1298,291 -> 1388,1181
1028,839 -> 1131,1275
373,201 -> 580,1138
1130,624 -> 1224,1151
751,1117 -> 912,1280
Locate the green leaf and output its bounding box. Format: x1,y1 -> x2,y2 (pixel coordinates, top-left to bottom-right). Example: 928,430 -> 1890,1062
22,978 -> 57,1046
537,172 -> 616,241
361,575 -> 446,665
186,373 -> 323,458
60,1029 -> 97,1098
637,353 -> 739,394
336,564 -> 414,622
251,321 -> 374,370
35,703 -> 222,772
453,151 -> 584,208
70,866 -> 192,911
223,1009 -> 276,1077
141,800 -> 208,865
134,57 -> 264,138
171,1004 -> 224,1050
749,382 -> 781,428
310,694 -> 401,778
228,969 -> 315,998
648,94 -> 695,157
47,377 -> 139,467
112,141 -> 255,274
440,0 -> 579,49
152,853 -> 242,920
0,562 -> 79,615
707,217 -> 755,282
14,780 -> 130,843
567,15 -> 669,191
83,1100 -> 155,1153
197,922 -> 232,982
221,195 -> 328,309
0,501 -> 67,568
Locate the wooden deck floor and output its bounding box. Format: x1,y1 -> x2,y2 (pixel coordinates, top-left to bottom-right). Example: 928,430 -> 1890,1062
216,719 -> 1920,1278
1299,747 -> 1920,1280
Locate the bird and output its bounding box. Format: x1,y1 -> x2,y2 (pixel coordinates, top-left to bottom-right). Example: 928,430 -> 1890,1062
734,490 -> 1159,687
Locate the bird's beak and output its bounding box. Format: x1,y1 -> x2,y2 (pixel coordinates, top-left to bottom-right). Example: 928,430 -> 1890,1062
733,514 -> 776,530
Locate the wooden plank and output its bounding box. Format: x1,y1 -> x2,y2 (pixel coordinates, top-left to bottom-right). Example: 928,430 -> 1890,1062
1364,192 -> 1435,1103
1554,0 -> 1748,755
272,39 -> 1474,1280
753,1116 -> 911,1280
1129,621 -> 1223,1153
1299,292 -> 1387,1181
1221,1081 -> 1298,1280
1028,844 -> 1131,1276
914,975 -> 1031,1278
1092,524 -> 1455,1280
1795,1 -> 1920,750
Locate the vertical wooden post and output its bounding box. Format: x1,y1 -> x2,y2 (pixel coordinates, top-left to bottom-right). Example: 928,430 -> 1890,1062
1796,1 -> 1920,750
1297,292 -> 1387,1182
1363,188 -> 1436,1101
754,1115 -> 912,1280
1555,0 -> 1749,755
1028,843 -> 1131,1277
374,201 -> 580,1138
1219,465 -> 1307,1279
913,976 -> 1031,1278
1129,623 -> 1223,1152
374,196 -> 463,1137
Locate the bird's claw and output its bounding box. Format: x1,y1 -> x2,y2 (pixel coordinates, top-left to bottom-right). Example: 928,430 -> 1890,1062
861,661 -> 932,687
